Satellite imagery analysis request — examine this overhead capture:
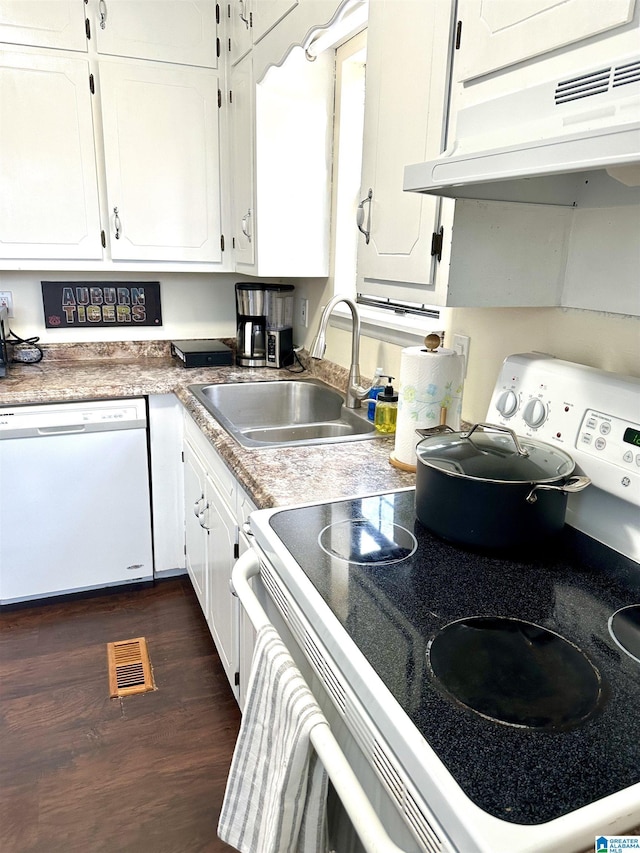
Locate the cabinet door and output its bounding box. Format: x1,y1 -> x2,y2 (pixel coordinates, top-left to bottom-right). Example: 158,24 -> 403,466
205,472 -> 239,694
455,0 -> 636,82
251,0 -> 298,44
0,1 -> 87,51
92,0 -> 218,68
356,0 -> 451,293
250,46 -> 333,276
184,441 -> 208,612
230,56 -> 255,266
148,394 -> 185,575
0,51 -> 103,261
99,61 -> 222,263
236,485 -> 257,710
228,0 -> 253,65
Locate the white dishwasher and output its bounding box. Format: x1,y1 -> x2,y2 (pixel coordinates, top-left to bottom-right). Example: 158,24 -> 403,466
0,398 -> 154,604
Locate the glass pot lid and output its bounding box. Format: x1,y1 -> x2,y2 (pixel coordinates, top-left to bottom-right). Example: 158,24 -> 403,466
416,423 -> 575,484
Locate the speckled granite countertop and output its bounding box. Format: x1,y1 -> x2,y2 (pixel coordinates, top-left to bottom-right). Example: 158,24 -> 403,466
0,341 -> 415,509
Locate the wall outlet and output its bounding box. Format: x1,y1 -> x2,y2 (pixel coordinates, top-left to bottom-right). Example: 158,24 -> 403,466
0,291 -> 14,317
297,297 -> 309,328
453,333 -> 470,377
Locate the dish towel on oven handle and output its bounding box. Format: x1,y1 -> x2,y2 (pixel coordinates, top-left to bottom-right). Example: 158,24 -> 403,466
218,624 -> 329,853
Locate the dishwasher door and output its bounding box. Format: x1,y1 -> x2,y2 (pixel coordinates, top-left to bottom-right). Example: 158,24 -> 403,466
0,399 -> 153,604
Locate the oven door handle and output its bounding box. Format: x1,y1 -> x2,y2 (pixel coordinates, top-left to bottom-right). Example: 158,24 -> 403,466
232,549 -> 407,853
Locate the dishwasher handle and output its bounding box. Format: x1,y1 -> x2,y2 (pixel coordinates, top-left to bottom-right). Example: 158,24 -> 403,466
36,425 -> 87,436
232,550 -> 407,853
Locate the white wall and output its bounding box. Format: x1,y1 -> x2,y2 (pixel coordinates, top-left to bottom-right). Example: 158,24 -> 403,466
0,270 -> 238,343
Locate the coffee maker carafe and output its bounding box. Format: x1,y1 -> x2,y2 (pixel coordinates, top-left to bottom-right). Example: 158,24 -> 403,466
235,284 -> 267,367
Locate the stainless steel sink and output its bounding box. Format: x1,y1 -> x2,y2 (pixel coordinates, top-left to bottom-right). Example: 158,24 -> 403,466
189,378 -> 377,448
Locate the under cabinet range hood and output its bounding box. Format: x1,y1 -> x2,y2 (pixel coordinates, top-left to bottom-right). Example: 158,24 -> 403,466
404,54 -> 640,206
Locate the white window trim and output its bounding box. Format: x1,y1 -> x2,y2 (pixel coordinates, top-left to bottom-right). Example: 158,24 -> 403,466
329,303 -> 443,348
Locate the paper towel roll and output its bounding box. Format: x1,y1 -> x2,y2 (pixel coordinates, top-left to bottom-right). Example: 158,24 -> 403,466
392,347 -> 465,469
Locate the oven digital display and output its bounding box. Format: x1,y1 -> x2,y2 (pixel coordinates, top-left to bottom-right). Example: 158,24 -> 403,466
623,426 -> 640,448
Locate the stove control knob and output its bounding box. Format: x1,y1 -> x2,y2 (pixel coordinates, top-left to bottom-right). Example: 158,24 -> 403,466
495,390 -> 518,418
523,398 -> 548,429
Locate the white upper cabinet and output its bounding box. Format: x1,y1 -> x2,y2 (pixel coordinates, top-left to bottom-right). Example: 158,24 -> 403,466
356,0 -> 453,298
227,0 -> 297,63
250,0 -> 298,43
0,1 -> 225,269
229,55 -> 255,265
230,46 -> 333,276
455,0 -> 636,83
90,0 -> 219,67
0,51 -> 102,260
99,61 -> 223,263
228,0 -> 253,65
0,1 -> 87,52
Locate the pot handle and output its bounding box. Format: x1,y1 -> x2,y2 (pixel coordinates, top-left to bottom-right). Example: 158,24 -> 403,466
526,476 -> 591,504
465,423 -> 530,457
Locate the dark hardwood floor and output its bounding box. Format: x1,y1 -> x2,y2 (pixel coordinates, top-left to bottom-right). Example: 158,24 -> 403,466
0,577 -> 241,853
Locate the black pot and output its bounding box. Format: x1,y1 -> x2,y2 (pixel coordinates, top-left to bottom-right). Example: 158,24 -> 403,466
415,423 -> 591,551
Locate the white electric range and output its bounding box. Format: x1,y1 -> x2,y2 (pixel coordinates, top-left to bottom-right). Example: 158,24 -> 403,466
236,353 -> 640,853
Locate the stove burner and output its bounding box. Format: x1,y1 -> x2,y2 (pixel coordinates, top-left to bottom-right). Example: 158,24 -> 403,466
427,617 -> 603,730
609,605 -> 640,663
318,518 -> 417,566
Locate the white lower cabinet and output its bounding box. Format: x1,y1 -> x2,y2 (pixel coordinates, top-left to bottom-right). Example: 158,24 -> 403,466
203,466 -> 239,686
184,438 -> 209,612
183,412 -> 257,703
236,485 -> 258,711
148,394 -> 186,576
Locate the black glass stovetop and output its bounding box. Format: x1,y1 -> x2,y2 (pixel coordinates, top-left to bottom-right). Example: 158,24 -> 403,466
267,489 -> 640,826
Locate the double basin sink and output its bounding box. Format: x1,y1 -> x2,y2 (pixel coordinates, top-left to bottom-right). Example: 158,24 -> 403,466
189,378 -> 377,448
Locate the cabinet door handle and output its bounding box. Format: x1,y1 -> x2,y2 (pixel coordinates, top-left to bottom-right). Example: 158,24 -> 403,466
193,495 -> 204,517
113,206 -> 121,240
239,0 -> 249,28
199,501 -> 210,530
241,209 -> 252,242
99,0 -> 107,29
356,188 -> 372,244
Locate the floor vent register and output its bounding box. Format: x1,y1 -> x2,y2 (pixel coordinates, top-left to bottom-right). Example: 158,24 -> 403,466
107,637 -> 155,698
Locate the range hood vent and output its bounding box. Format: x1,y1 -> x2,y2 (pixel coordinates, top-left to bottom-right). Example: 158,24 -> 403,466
404,53 -> 640,207
555,59 -> 640,103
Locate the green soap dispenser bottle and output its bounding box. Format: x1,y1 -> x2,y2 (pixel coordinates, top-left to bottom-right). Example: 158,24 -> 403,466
374,379 -> 398,434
